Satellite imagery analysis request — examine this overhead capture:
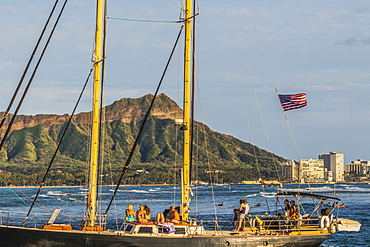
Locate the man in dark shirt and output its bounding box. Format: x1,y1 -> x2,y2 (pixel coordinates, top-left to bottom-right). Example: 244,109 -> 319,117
165,206 -> 180,223
284,199 -> 291,215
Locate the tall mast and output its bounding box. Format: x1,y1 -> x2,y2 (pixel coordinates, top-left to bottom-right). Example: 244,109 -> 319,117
87,0 -> 105,227
181,0 -> 193,221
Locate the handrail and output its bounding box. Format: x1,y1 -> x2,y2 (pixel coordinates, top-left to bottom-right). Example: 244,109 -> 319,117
0,210 -> 329,234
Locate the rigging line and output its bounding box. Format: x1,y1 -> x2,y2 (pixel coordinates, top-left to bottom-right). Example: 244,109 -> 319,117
222,0 -> 270,212
194,2 -> 205,219
199,117 -> 219,222
174,0 -> 184,10
172,6 -> 187,206
122,184 -> 137,207
244,0 -> 302,163
104,25 -> 184,216
193,6 -> 200,218
193,58 -> 219,221
173,3 -> 185,207
173,126 -> 178,206
107,17 -> 181,23
0,0 -> 69,153
0,0 -> 60,132
189,0 -> 200,219
241,2 -> 283,184
229,0 -> 278,182
0,174 -> 30,207
0,172 -> 83,219
22,67 -> 93,226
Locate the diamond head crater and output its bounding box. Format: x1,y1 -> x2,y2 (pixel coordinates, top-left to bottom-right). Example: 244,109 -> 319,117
0,94 -> 285,186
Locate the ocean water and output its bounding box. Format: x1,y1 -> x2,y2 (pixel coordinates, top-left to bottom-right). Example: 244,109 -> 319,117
0,183 -> 368,246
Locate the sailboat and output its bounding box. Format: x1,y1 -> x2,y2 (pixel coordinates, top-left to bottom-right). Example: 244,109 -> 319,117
0,1 -> 360,246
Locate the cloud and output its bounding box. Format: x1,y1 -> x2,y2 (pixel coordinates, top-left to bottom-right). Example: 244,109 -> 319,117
3,0 -> 370,163
340,35 -> 370,46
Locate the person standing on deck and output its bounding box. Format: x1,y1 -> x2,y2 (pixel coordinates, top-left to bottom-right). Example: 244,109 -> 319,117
284,199 -> 291,216
232,199 -> 249,232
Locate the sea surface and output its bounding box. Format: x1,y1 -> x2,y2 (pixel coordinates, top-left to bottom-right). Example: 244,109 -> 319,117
0,183 -> 368,246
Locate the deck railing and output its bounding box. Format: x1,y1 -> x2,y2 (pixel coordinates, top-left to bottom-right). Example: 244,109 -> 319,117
0,210 -> 328,234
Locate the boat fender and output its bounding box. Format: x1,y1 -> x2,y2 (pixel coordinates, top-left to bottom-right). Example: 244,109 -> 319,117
320,215 -> 330,228
255,216 -> 263,226
329,223 -> 336,233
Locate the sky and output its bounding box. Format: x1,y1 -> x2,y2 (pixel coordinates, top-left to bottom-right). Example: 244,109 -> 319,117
1,0 -> 370,165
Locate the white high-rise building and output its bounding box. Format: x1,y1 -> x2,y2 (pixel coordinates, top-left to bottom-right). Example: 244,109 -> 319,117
318,151 -> 344,182
299,159 -> 325,183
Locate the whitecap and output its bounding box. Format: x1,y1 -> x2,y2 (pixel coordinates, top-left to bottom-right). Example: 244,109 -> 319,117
306,186 -> 333,192
130,190 -> 148,193
335,186 -> 370,192
260,192 -> 276,198
245,193 -> 258,197
277,188 -> 306,192
47,191 -> 66,196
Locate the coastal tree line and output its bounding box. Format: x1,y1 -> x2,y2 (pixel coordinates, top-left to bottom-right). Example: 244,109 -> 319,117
0,164 -> 278,187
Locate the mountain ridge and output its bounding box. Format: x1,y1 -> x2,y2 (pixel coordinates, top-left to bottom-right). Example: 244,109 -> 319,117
0,93 -> 285,186
0,94 -> 181,134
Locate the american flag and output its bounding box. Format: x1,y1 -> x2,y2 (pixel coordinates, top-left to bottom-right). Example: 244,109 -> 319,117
278,93 -> 307,111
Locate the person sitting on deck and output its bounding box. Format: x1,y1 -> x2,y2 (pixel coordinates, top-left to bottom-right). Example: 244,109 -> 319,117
125,204 -> 135,222
155,213 -> 175,233
143,205 -> 151,220
136,205 -> 148,223
155,213 -> 165,224
165,206 -> 180,223
289,200 -> 299,221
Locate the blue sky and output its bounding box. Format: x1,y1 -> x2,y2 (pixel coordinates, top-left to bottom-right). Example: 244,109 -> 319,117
1,0 -> 370,165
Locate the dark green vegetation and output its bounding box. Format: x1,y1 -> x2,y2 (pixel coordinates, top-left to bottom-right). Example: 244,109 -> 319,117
0,94 -> 286,186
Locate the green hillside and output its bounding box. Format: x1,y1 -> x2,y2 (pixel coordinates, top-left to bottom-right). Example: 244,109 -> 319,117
0,94 -> 286,186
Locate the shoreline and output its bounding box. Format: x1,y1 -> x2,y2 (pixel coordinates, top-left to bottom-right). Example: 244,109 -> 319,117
0,181 -> 368,189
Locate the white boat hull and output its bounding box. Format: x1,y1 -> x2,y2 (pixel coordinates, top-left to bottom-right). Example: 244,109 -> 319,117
336,218 -> 361,232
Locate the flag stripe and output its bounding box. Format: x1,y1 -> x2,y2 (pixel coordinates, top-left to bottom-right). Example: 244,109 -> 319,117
278,93 -> 307,111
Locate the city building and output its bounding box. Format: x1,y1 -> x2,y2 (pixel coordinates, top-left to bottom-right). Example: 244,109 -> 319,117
279,160 -> 299,182
324,170 -> 333,182
346,159 -> 370,176
318,152 -> 344,182
299,159 -> 325,183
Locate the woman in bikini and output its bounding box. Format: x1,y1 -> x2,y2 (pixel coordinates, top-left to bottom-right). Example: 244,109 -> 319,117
125,204 -> 135,222
232,199 -> 249,232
